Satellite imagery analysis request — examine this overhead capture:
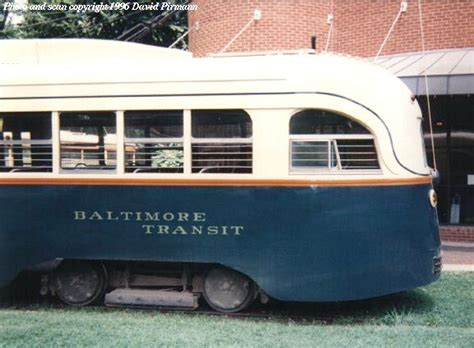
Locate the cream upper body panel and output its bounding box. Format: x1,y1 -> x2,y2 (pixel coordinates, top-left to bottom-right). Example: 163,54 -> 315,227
0,39 -> 430,180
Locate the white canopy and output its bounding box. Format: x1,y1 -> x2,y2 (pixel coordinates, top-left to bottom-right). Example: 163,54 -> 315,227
374,48 -> 474,95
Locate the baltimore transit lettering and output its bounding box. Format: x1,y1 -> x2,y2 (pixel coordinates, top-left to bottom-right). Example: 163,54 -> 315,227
73,211 -> 244,236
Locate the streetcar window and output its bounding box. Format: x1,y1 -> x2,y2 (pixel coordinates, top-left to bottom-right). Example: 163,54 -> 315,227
60,112 -> 116,171
124,110 -> 183,173
336,139 -> 380,169
289,110 -> 379,172
290,110 -> 370,135
191,110 -> 252,173
291,141 -> 337,168
0,112 -> 52,172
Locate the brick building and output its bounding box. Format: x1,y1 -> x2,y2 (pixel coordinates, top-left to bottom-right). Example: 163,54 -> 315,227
188,0 -> 473,57
188,0 -> 474,241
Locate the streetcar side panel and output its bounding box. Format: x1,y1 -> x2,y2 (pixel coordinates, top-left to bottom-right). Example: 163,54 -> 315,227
0,182 -> 440,302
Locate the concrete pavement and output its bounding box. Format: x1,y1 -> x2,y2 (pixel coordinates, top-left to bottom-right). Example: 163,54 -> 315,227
442,241 -> 474,272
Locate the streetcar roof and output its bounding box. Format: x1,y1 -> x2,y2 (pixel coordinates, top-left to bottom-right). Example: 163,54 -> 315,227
0,38 -> 192,64
0,39 -> 407,95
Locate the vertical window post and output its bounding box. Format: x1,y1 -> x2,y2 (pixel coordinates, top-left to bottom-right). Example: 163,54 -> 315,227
183,109 -> 192,175
116,111 -> 125,175
52,111 -> 60,174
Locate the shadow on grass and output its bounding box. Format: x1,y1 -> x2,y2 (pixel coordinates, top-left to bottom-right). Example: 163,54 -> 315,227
1,271 -> 435,326
0,272 -> 44,307
260,289 -> 435,325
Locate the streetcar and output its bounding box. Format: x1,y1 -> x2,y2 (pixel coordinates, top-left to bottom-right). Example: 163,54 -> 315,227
0,39 -> 441,313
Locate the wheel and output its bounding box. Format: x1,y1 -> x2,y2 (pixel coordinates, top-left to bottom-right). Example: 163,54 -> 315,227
53,261 -> 107,306
203,268 -> 255,313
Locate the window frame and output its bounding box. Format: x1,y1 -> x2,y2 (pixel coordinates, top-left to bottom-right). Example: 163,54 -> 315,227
290,139 -> 335,171
58,111 -> 117,173
0,112 -> 53,173
190,110 -> 253,174
123,110 -> 184,174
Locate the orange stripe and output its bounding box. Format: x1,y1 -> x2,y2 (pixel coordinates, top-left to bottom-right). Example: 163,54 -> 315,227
0,176 -> 432,187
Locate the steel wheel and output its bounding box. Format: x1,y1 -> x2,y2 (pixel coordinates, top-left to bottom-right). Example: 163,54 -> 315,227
53,261 -> 107,306
203,268 -> 255,313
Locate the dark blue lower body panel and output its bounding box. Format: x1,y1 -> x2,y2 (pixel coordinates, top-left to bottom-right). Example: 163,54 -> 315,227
0,183 -> 440,302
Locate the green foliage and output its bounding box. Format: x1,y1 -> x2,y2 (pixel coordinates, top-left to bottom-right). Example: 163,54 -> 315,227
151,143 -> 184,168
0,0 -> 188,48
0,0 -> 10,31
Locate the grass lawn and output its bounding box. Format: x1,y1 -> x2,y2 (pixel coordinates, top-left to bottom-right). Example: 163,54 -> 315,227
0,273 -> 473,347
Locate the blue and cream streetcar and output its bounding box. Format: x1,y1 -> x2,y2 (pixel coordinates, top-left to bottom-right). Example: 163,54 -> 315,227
0,39 -> 441,312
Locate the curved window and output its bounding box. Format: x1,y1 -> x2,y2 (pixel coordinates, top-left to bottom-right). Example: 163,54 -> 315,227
192,110 -> 252,174
289,110 -> 379,171
290,110 -> 370,135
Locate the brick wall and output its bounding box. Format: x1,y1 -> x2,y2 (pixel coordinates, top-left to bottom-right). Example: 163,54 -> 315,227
189,0 -> 474,57
189,0 -> 331,56
440,225 -> 474,243
331,0 -> 474,57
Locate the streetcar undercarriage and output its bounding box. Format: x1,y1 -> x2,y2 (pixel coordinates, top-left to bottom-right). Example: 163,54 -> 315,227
39,260 -> 266,313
